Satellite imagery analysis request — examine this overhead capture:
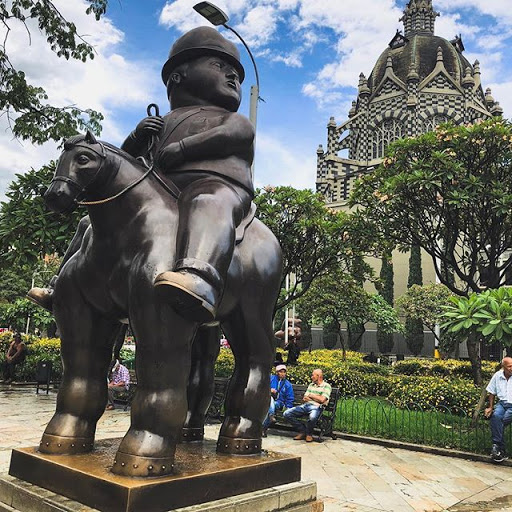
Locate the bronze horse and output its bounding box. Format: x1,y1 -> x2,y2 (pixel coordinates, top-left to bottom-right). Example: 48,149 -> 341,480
41,132 -> 282,477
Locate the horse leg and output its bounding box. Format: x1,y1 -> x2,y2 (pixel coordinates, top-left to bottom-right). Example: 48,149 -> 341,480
182,325 -> 220,442
217,300 -> 275,455
40,279 -> 121,454
113,300 -> 197,477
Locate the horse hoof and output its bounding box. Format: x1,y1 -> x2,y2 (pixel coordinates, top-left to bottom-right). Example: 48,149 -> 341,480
39,433 -> 94,454
181,427 -> 204,443
111,451 -> 175,477
216,436 -> 261,455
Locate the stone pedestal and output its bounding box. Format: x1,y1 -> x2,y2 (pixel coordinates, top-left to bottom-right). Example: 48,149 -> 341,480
0,474 -> 322,512
2,438 -> 321,512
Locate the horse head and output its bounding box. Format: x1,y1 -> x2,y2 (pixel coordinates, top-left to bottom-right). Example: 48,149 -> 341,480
45,130 -> 109,213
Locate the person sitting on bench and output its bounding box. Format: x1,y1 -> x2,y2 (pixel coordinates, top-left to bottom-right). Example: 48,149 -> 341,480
283,368 -> 331,442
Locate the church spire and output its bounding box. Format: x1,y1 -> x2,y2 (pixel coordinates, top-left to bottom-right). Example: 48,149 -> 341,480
400,0 -> 439,38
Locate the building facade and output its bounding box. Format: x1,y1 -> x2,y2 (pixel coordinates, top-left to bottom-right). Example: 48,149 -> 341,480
316,0 -> 503,205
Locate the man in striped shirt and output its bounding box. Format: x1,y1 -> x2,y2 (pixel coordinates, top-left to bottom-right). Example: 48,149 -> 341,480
107,360 -> 130,411
283,368 -> 331,442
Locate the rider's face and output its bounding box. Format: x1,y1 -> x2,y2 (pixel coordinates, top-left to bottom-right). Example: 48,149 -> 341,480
180,56 -> 241,111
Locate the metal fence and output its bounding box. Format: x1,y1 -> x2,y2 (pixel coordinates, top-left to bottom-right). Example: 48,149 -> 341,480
334,397 -> 511,455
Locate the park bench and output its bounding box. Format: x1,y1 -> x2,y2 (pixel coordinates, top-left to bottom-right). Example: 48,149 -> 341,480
111,373 -> 228,415
269,384 -> 339,441
204,378 -> 340,441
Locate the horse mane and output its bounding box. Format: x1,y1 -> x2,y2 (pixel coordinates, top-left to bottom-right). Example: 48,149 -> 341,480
64,134 -> 149,170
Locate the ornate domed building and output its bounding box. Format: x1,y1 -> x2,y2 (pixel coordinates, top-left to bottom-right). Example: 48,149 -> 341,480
316,0 -> 503,205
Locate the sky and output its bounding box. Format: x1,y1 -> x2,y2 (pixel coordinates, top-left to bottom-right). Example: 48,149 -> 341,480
0,0 -> 511,201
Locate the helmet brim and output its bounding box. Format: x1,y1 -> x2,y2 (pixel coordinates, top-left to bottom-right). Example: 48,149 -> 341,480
161,47 -> 245,85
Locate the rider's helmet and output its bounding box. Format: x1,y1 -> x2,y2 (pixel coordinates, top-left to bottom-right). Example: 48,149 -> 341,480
161,26 -> 245,86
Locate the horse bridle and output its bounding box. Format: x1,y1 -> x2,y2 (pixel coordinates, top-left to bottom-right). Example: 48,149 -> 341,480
51,140 -> 150,206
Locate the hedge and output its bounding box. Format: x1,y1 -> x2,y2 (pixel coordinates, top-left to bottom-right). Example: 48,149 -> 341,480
392,358 -> 497,381
215,348 -> 483,415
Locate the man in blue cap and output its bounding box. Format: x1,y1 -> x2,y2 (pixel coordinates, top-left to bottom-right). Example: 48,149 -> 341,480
121,26 -> 254,323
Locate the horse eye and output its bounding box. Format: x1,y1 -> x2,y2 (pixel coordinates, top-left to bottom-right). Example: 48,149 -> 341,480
77,154 -> 89,164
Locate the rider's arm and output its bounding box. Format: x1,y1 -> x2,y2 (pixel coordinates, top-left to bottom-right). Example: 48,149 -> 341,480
121,116 -> 163,158
157,113 -> 254,168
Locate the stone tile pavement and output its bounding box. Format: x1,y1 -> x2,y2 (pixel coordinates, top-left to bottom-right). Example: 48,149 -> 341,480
2,384 -> 512,511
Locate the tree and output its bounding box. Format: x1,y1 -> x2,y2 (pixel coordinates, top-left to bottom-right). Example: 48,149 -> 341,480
0,1 -> 107,143
351,118 -> 512,295
298,270 -> 403,360
351,118 -> 512,383
396,283 -> 454,351
0,163 -> 83,269
376,251 -> 394,353
255,186 -> 379,314
404,245 -> 425,355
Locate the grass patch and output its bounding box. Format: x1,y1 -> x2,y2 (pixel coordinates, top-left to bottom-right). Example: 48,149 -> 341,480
334,397 -> 511,455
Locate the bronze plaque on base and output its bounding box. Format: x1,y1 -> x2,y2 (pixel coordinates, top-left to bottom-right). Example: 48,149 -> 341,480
9,438 -> 301,512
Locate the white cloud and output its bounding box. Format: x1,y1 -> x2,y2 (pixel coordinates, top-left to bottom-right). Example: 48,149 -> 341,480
254,132 -> 316,190
0,0 -> 160,201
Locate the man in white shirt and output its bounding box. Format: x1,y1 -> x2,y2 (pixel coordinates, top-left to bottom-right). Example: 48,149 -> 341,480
485,357 -> 512,462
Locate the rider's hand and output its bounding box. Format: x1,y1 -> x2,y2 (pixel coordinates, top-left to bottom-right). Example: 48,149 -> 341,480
484,406 -> 494,418
157,142 -> 185,170
134,116 -> 163,140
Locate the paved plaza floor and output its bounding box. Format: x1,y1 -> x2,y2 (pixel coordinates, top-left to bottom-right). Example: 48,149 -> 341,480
2,384 -> 512,511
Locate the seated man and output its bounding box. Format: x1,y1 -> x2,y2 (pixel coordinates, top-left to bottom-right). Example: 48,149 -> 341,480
262,364 -> 294,436
107,359 -> 130,411
2,332 -> 27,383
485,357 -> 512,462
283,368 -> 331,443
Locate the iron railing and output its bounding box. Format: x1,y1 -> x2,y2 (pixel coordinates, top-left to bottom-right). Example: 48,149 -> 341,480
334,397 -> 511,455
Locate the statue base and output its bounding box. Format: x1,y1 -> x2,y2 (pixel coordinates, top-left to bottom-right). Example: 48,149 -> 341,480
6,438 -> 304,512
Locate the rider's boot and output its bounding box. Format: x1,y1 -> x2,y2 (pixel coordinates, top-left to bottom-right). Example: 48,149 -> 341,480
27,275 -> 58,312
155,267 -> 220,323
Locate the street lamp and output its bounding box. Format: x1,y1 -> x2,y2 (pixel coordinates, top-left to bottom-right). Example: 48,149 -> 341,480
193,1 -> 261,178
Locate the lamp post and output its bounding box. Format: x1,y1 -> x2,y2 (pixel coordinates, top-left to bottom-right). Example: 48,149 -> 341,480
193,1 -> 261,178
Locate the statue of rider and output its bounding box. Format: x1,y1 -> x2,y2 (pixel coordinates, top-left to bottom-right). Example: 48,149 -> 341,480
28,27 -> 254,324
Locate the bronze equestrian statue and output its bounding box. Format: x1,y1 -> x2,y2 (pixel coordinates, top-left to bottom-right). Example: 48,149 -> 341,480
34,27 -> 282,478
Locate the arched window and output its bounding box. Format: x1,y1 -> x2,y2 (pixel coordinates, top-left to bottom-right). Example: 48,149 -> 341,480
372,119 -> 405,159
422,114 -> 448,133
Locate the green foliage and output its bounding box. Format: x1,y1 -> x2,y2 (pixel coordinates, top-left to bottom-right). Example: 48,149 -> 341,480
0,1 -> 105,143
297,268 -> 403,357
0,163 -> 83,268
254,186 -> 378,313
392,358 -> 497,381
397,283 -> 454,335
388,377 -> 480,415
442,287 -> 512,346
377,253 -> 394,353
350,118 -> 512,295
407,244 -> 423,288
0,298 -> 53,333
405,317 -> 424,356
404,245 -> 424,355
0,333 -> 62,381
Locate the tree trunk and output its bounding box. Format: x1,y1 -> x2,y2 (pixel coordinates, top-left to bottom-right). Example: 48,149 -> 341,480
466,333 -> 482,386
470,386 -> 487,428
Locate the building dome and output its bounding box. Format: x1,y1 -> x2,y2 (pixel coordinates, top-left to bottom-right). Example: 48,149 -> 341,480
368,34 -> 472,90
316,0 -> 500,205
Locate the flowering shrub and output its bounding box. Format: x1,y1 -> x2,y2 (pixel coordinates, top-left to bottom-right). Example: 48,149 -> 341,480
212,349 -> 488,415
388,377 -> 480,415
393,358 -> 497,381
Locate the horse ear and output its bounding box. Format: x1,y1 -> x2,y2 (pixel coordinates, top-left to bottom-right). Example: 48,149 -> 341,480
85,130 -> 98,144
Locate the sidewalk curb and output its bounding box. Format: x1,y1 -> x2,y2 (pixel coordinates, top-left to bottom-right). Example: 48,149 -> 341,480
335,431 -> 512,466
